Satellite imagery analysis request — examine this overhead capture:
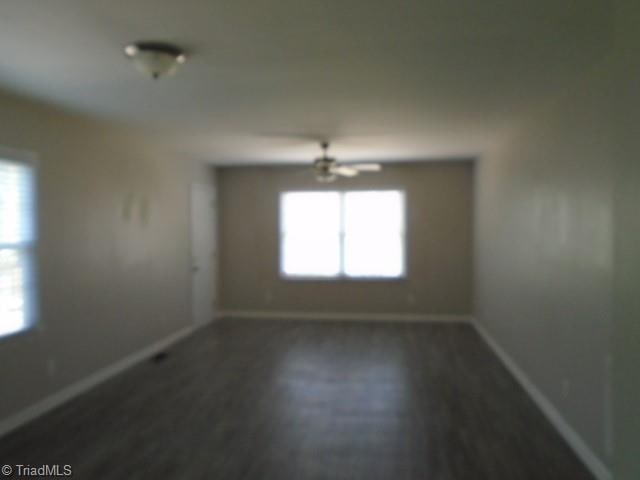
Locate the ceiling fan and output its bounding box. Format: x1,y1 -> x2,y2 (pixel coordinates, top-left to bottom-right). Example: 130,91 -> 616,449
313,142 -> 381,182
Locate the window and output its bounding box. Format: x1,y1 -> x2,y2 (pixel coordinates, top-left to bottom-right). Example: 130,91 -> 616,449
280,190 -> 405,278
0,154 -> 37,338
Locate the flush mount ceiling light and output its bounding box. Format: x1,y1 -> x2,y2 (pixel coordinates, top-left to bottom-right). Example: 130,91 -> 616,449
124,41 -> 187,79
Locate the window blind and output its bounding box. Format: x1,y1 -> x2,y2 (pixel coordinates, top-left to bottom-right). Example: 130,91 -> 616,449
0,158 -> 37,337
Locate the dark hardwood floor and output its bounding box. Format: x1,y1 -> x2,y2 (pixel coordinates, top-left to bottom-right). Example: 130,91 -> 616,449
0,319 -> 594,479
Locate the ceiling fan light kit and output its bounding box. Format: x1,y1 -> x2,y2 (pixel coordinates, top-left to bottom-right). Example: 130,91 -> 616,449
314,161 -> 337,182
124,41 -> 187,79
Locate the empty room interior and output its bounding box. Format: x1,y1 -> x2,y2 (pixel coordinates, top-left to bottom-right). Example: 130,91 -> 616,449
0,1 -> 638,479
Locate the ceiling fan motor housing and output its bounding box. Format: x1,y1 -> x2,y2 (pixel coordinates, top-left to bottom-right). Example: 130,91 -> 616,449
314,157 -> 337,182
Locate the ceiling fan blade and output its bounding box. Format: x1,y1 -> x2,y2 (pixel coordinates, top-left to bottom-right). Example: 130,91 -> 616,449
350,163 -> 382,172
332,166 -> 359,177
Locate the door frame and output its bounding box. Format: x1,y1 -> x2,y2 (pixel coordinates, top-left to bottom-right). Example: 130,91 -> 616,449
189,182 -> 217,327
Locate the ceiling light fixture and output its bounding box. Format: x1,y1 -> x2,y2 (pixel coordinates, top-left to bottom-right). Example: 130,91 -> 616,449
124,41 -> 187,79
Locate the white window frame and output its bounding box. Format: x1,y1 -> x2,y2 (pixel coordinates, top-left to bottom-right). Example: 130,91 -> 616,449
0,146 -> 39,340
279,189 -> 406,280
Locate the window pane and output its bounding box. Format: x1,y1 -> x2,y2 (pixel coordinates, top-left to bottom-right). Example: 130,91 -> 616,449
0,248 -> 28,336
343,191 -> 404,277
0,158 -> 36,338
344,191 -> 403,234
282,233 -> 340,277
0,161 -> 35,244
281,192 -> 341,277
344,234 -> 404,277
281,192 -> 340,235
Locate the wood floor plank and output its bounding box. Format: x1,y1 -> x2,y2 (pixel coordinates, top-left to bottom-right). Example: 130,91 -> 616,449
0,319 -> 594,479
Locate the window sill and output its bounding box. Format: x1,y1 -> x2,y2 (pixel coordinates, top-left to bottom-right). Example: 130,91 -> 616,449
279,275 -> 407,282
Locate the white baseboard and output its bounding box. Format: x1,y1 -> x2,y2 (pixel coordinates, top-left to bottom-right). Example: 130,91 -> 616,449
473,321 -> 611,480
0,326 -> 195,439
219,310 -> 472,323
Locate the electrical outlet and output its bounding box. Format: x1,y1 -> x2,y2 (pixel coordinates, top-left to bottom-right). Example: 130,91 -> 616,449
265,289 -> 273,304
407,293 -> 415,305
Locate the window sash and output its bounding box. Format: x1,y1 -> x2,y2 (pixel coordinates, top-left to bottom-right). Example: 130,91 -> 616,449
0,152 -> 38,339
0,247 -> 36,337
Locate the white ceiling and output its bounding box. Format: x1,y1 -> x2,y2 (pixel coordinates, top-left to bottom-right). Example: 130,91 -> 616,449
0,0 -> 612,164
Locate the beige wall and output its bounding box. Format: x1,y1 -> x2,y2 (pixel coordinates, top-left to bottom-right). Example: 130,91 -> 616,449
612,1 -> 640,478
474,24 -> 616,475
476,2 -> 640,477
475,73 -> 613,468
0,90 -> 198,421
218,162 -> 473,316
